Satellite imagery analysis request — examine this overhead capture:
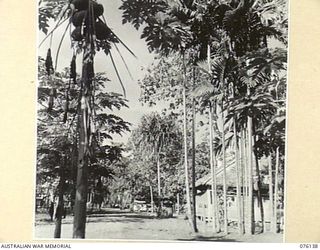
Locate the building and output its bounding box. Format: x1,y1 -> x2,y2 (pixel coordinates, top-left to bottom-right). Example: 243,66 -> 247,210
195,156 -> 278,230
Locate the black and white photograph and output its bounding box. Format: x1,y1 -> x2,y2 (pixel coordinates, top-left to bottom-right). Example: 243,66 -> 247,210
35,0 -> 288,242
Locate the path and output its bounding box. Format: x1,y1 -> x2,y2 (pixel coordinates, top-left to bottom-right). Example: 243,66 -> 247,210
34,208 -> 283,242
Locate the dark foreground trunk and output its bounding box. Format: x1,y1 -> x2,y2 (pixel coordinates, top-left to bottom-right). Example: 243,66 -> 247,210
73,44 -> 94,238
54,165 -> 65,238
252,122 -> 264,233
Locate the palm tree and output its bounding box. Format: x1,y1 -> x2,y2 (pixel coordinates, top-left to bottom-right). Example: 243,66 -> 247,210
232,101 -> 243,234
120,0 -> 200,230
134,112 -> 182,216
120,0 -> 288,236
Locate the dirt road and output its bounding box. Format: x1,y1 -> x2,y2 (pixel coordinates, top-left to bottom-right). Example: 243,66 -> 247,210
34,208 -> 282,242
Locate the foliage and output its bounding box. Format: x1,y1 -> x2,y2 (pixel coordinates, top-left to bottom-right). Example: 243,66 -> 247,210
126,112 -> 184,200
36,57 -> 131,203
39,0 -> 69,35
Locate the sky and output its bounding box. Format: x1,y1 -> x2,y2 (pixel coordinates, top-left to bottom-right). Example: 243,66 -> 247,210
39,0 -> 160,144
38,0 -> 288,146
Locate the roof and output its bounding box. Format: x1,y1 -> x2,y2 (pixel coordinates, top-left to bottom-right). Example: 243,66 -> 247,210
195,156 -> 269,193
195,156 -> 237,187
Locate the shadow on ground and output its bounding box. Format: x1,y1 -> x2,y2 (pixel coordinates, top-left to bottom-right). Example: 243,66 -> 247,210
36,213 -> 173,226
87,216 -> 146,224
177,235 -> 238,242
87,213 -> 157,219
87,209 -> 131,215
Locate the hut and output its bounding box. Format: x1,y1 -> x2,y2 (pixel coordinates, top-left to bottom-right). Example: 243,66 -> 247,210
195,155 -> 273,227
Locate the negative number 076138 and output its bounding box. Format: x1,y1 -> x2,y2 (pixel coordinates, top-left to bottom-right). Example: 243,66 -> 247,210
300,244 -> 318,248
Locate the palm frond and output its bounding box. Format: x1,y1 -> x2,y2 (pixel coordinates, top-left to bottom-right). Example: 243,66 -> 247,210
55,21 -> 71,71
108,51 -> 127,98
113,43 -> 134,80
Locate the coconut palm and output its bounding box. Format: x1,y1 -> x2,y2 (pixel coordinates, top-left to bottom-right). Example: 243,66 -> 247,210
133,112 -> 182,215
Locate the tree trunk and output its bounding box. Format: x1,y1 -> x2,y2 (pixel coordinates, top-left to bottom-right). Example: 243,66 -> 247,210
252,122 -> 264,233
214,141 -> 221,232
54,200 -> 63,238
122,192 -> 129,210
183,83 -> 192,219
157,151 -> 161,215
273,147 -> 280,233
221,101 -> 228,234
232,82 -> 243,235
182,55 -> 193,228
241,129 -> 247,234
233,118 -> 243,234
247,116 -> 255,234
207,45 -> 218,233
268,154 -> 274,232
254,155 -> 265,233
239,129 -> 246,234
191,67 -> 198,233
150,185 -> 154,213
73,41 -> 94,238
209,103 -> 218,233
177,193 -> 180,215
54,162 -> 65,238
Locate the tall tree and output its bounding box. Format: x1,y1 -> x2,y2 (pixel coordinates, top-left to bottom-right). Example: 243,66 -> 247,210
129,112 -> 183,216
38,0 -> 135,238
